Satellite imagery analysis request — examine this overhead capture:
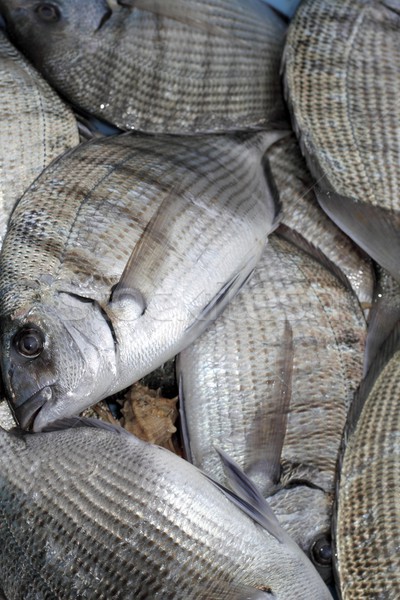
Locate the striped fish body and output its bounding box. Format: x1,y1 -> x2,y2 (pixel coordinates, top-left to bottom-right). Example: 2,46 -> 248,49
0,423 -> 332,599
0,30 -> 78,244
283,0 -> 400,282
335,327 -> 400,598
0,131 -> 280,431
178,234 -> 366,580
0,0 -> 286,133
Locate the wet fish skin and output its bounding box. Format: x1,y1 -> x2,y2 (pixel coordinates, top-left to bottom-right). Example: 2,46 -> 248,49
178,234 -> 366,581
267,133 -> 374,313
0,131 -> 281,432
0,0 -> 286,133
334,325 -> 400,598
282,0 -> 400,282
364,265 -> 400,374
0,29 -> 79,244
0,421 -> 332,599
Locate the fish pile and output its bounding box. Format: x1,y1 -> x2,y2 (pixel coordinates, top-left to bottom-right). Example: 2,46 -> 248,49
0,0 -> 399,598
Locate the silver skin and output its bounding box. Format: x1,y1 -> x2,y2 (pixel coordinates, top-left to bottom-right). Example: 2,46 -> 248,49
0,422 -> 332,599
178,234 -> 366,583
0,29 -> 78,244
0,0 -> 286,133
283,0 -> 400,282
0,131 -> 283,431
335,327 -> 400,598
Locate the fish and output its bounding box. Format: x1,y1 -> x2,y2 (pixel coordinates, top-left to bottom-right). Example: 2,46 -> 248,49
0,130 -> 283,432
334,323 -> 400,598
0,419 -> 332,599
364,265 -> 400,374
178,234 -> 366,583
0,29 -> 79,244
0,0 -> 287,133
267,132 -> 374,314
282,0 -> 400,282
0,400 -> 15,431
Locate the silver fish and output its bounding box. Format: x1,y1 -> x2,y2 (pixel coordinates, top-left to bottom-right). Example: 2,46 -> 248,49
178,234 -> 366,582
267,133 -> 374,314
0,0 -> 286,133
0,131 -> 282,432
0,419 -> 332,599
282,0 -> 400,282
364,265 -> 400,373
334,324 -> 400,598
0,400 -> 15,431
0,29 -> 79,243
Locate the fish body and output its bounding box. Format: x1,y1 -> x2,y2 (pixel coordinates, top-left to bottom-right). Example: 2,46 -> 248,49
178,234 -> 366,581
0,131 -> 280,431
0,29 -> 78,243
267,133 -> 374,313
0,421 -> 332,599
283,0 -> 400,282
0,0 -> 286,133
364,265 -> 400,373
334,325 -> 400,598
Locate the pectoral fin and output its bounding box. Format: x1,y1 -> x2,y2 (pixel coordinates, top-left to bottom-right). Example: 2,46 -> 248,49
316,188 -> 400,284
244,319 -> 293,495
110,183 -> 189,304
210,448 -> 286,544
364,269 -> 400,373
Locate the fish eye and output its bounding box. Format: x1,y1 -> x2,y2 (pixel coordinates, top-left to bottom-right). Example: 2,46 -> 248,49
13,327 -> 45,359
34,2 -> 61,23
311,535 -> 332,567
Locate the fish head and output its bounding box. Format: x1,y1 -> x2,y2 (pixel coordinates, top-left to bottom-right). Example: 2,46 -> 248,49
0,291 -> 117,432
0,0 -> 114,87
268,484 -> 333,584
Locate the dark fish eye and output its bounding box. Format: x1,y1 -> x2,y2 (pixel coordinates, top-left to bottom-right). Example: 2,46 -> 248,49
13,327 -> 44,359
34,3 -> 61,23
311,535 -> 332,567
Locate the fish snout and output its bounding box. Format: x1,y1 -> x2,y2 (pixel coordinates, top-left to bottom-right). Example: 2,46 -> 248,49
12,386 -> 52,431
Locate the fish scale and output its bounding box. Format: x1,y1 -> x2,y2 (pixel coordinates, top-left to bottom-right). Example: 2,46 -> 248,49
0,130 -> 282,431
0,0 -> 286,133
282,0 -> 400,282
267,133 -> 374,311
0,424 -> 332,598
178,234 -> 366,582
335,336 -> 400,598
0,29 -> 78,244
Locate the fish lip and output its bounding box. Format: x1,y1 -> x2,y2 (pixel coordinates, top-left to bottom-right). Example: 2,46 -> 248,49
13,386 -> 53,431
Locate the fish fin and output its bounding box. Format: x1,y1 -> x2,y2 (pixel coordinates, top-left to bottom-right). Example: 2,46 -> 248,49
110,182 -> 188,305
315,187 -> 400,283
276,225 -> 354,293
364,271 -> 400,374
346,320 -> 400,443
176,369 -> 193,463
183,266 -> 256,344
209,448 -> 285,544
382,1 -> 400,17
40,417 -> 131,436
244,319 -> 293,495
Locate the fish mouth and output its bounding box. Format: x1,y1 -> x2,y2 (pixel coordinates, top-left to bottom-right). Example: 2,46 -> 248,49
13,386 -> 53,431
